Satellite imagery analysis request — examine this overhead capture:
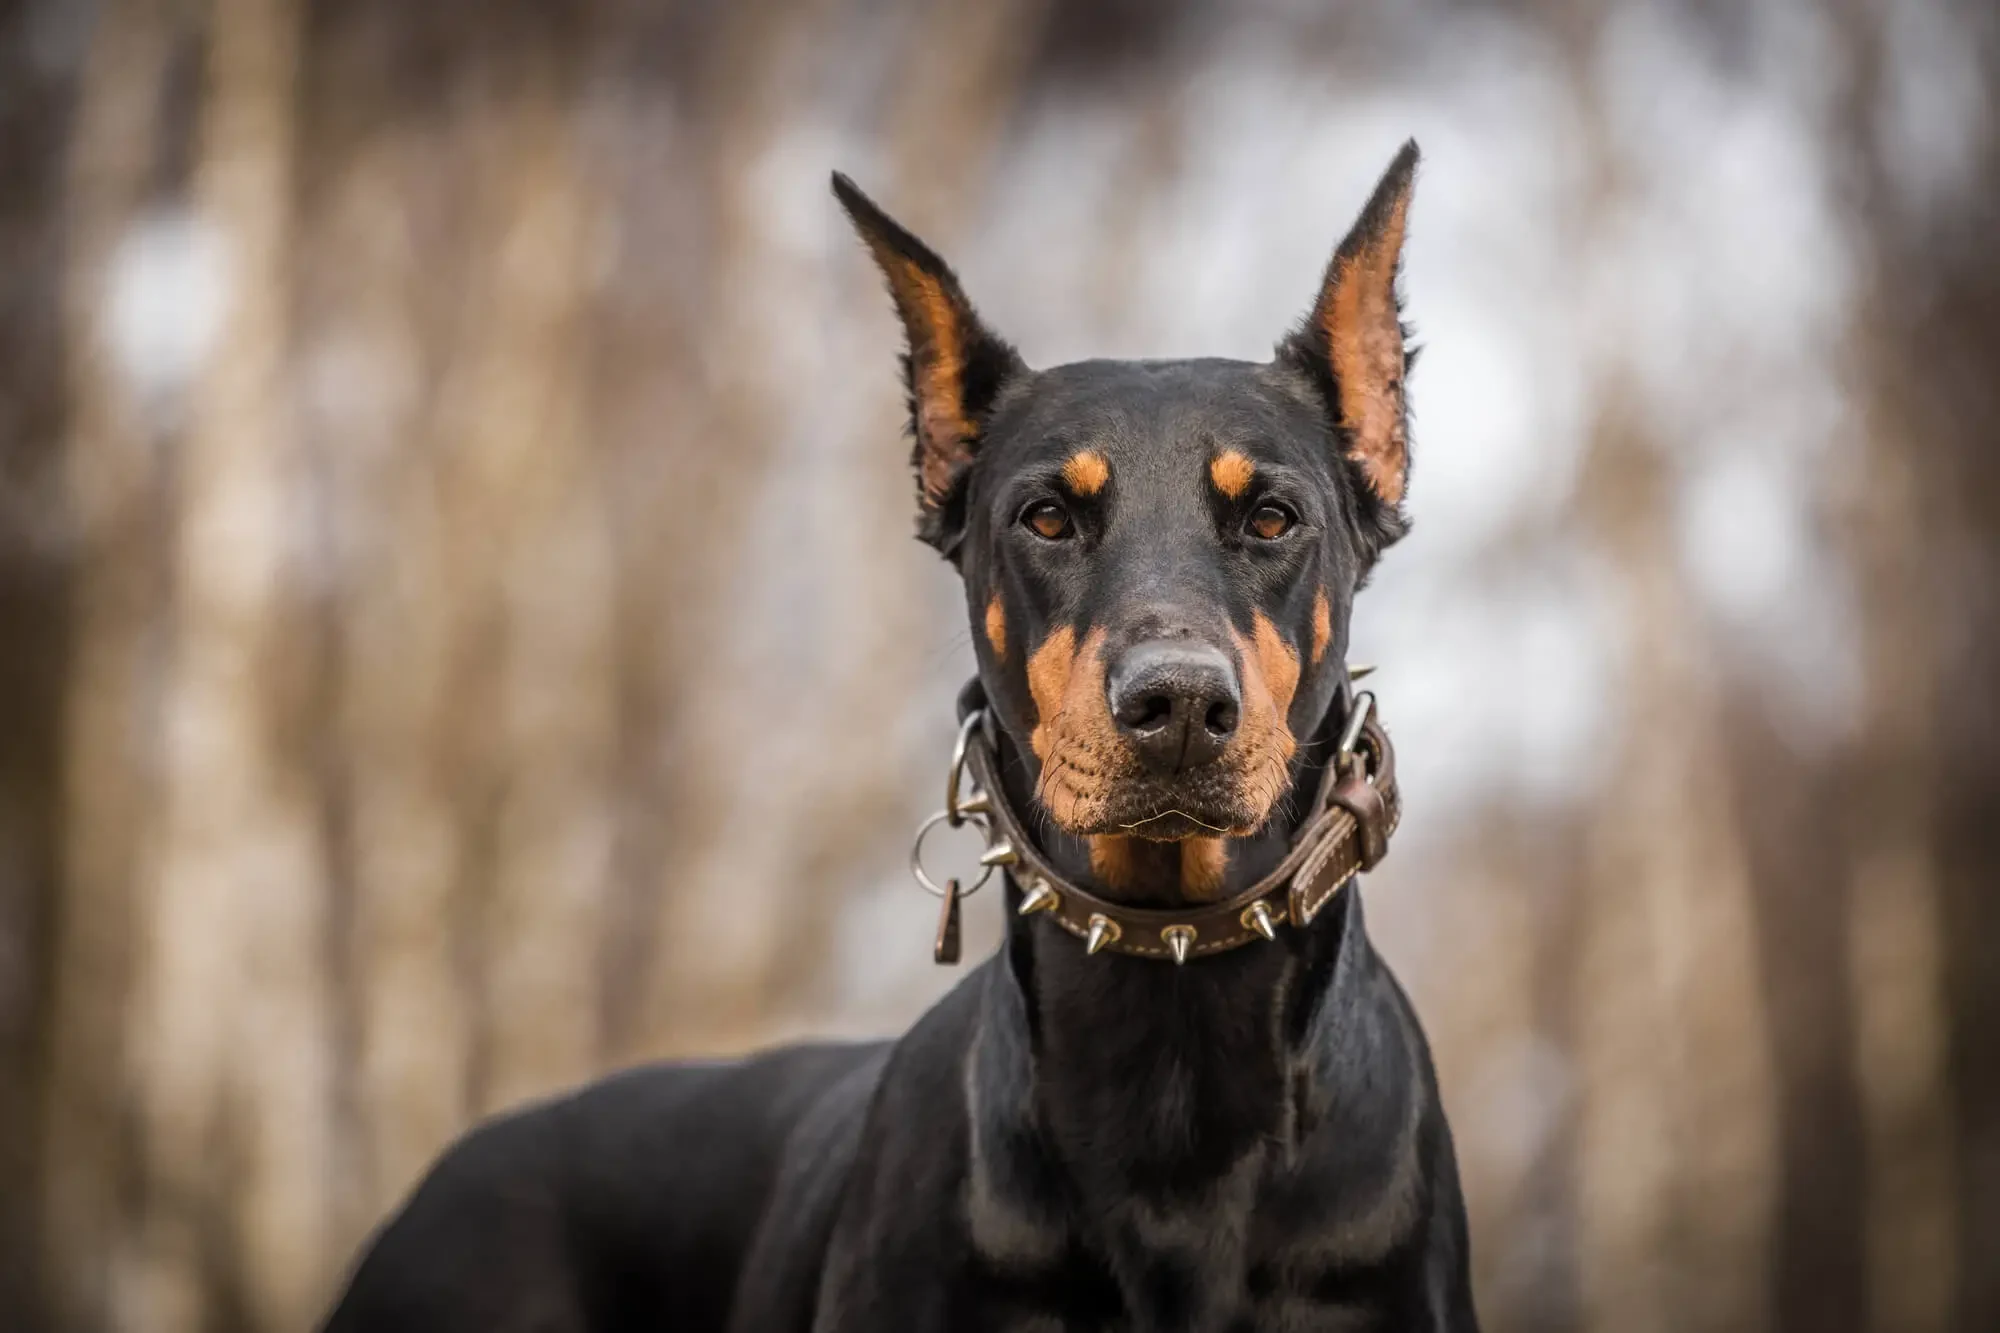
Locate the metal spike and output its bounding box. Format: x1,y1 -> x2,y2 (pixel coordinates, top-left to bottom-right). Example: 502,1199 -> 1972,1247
1016,879 -> 1060,916
1084,914 -> 1121,956
978,839 -> 1019,867
954,788 -> 993,818
1162,924 -> 1195,965
1241,899 -> 1281,942
1347,662 -> 1378,681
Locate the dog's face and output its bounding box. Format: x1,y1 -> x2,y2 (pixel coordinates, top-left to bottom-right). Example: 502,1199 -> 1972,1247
836,146 -> 1417,894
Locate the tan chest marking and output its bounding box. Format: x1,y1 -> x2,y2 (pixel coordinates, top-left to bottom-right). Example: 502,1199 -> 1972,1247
1180,836 -> 1229,899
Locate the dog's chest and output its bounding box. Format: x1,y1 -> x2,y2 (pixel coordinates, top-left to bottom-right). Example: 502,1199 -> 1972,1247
966,1140 -> 1422,1333
959,918 -> 1430,1331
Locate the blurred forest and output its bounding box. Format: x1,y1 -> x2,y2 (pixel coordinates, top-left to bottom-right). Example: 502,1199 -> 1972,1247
2,0 -> 1998,1329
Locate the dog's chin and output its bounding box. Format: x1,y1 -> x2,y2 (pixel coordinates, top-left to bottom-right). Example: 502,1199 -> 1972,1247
1055,775 -> 1275,842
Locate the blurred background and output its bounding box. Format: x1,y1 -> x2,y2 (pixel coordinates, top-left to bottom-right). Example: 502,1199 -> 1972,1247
2,0 -> 1997,1329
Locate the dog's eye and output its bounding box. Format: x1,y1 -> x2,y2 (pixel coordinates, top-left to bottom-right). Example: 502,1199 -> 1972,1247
1022,502 -> 1073,541
1247,504 -> 1295,541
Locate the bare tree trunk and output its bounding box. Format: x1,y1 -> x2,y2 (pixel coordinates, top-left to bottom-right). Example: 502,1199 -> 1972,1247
120,1 -> 333,1327
446,60 -> 611,1117
0,0 -> 82,1325
1566,418 -> 1777,1333
1824,4 -> 2000,1328
40,3 -> 181,1327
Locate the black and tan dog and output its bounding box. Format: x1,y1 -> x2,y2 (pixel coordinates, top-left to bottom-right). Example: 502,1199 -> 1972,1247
324,141 -> 1478,1332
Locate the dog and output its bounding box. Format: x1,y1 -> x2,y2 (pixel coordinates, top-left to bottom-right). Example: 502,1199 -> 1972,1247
323,140 -> 1479,1332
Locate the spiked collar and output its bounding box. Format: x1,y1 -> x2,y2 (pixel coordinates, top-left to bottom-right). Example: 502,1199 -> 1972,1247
919,677 -> 1400,964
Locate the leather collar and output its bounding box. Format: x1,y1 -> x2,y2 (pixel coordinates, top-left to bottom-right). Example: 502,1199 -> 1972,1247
955,682 -> 1400,963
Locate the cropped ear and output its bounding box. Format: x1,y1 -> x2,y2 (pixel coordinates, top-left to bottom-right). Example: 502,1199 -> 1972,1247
1281,141 -> 1419,518
833,173 -> 1025,556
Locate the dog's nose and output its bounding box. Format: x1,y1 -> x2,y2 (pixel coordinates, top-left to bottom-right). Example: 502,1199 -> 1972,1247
1107,641 -> 1241,774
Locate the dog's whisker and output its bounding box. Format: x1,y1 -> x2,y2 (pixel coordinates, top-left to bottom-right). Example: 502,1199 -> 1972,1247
1116,808 -> 1234,836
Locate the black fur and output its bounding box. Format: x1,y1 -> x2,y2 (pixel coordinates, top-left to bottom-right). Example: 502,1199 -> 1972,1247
323,146 -> 1479,1333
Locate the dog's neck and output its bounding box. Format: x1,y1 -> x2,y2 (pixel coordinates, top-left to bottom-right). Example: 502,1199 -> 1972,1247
981,708 -> 1358,1179
976,879 -> 1364,1276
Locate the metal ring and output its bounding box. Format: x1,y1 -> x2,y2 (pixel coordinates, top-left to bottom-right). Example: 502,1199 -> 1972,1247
910,808 -> 996,899
1335,690 -> 1377,777
945,709 -> 985,825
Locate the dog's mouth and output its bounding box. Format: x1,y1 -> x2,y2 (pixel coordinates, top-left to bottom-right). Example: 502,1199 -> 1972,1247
1099,774 -> 1264,840
1035,753 -> 1290,841
1113,808 -> 1235,840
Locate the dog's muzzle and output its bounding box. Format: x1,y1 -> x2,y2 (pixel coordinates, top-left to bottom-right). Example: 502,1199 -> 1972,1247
909,671 -> 1397,964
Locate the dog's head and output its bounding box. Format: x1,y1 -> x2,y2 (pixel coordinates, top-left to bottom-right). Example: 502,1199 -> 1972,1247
836,145 -> 1417,895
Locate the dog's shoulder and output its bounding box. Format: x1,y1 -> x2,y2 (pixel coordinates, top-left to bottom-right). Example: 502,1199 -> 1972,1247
804,956 -> 1009,1327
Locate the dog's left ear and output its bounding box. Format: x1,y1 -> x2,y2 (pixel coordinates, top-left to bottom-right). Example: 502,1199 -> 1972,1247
833,173 -> 1025,557
1281,141 -> 1419,517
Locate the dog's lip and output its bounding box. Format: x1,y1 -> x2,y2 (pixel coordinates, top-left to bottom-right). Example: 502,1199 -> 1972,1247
1111,807 -> 1238,838
1067,782 -> 1265,840
1107,813 -> 1243,842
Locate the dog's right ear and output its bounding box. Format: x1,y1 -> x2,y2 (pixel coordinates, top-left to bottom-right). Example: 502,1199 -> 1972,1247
833,173 -> 1024,557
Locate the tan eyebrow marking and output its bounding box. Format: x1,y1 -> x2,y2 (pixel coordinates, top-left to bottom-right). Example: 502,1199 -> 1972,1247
1310,588 -> 1332,666
984,593 -> 1007,660
1061,450 -> 1110,496
1209,450 -> 1256,499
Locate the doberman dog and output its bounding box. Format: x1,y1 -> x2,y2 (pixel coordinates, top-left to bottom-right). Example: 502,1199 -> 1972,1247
323,140 -> 1479,1332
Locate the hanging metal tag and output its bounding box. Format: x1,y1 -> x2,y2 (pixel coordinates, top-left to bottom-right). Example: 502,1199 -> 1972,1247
934,877 -> 963,965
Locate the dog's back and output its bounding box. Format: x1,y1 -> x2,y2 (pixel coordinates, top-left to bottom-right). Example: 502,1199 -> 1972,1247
323,1041 -> 888,1332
